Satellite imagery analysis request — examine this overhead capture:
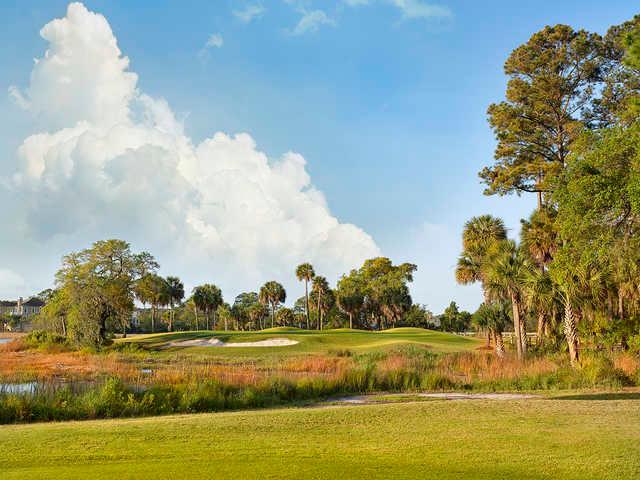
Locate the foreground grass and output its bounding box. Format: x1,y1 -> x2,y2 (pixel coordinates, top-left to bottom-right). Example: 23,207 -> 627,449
119,327 -> 481,357
2,398 -> 639,479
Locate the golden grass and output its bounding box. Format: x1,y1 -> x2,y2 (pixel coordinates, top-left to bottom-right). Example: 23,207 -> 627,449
437,352 -> 559,384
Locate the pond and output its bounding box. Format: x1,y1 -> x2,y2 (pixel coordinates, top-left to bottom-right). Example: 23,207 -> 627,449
0,338 -> 13,345
0,377 -> 150,396
0,382 -> 37,394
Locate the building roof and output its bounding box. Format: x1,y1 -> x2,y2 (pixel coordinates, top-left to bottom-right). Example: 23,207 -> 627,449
0,300 -> 17,307
23,297 -> 45,307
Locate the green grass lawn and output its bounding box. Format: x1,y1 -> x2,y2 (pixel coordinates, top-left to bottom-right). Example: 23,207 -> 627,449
119,327 -> 481,358
1,397 -> 638,479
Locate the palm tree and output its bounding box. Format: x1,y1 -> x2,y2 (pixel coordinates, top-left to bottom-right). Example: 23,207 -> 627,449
247,302 -> 268,330
551,258 -> 605,366
259,281 -> 286,328
483,240 -> 529,359
455,215 -> 507,355
216,303 -> 233,331
473,302 -> 509,357
311,276 -> 332,330
165,276 -> 184,332
192,284 -> 223,330
520,207 -> 558,269
295,263 -> 315,330
135,274 -> 170,333
522,268 -> 558,343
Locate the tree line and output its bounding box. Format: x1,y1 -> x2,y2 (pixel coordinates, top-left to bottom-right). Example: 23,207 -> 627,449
36,240 -> 438,346
459,17 -> 640,364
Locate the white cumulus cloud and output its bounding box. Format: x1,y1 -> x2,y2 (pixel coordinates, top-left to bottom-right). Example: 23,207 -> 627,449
2,2 -> 379,300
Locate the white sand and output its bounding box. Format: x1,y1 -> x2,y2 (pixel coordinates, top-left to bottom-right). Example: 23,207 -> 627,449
168,337 -> 298,348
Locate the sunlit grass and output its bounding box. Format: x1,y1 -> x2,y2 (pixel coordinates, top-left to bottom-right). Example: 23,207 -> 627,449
1,399 -> 639,479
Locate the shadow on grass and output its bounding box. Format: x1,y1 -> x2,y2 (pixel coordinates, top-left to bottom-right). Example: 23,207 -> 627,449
553,392 -> 640,401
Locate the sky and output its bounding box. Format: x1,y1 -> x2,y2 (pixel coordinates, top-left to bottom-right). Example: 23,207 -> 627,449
0,1 -> 637,313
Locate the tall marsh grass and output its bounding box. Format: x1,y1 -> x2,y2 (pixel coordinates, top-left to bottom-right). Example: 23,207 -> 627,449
1,344 -> 638,423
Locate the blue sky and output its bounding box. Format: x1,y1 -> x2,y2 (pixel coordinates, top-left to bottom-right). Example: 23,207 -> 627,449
0,1 -> 637,312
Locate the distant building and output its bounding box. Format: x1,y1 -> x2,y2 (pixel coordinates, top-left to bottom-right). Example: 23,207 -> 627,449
0,297 -> 46,317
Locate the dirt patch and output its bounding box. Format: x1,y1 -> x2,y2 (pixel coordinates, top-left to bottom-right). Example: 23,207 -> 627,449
330,392 -> 538,404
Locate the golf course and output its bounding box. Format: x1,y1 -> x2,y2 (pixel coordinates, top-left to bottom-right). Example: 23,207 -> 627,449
2,396 -> 639,479
119,327 -> 482,356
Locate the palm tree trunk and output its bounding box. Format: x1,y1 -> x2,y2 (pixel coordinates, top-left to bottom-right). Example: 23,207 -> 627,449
494,330 -> 505,358
486,330 -> 491,348
317,291 -> 321,330
618,292 -> 624,322
563,301 -> 580,366
194,307 -> 199,331
536,312 -> 546,346
511,294 -> 523,360
151,306 -> 156,333
519,305 -> 527,356
271,304 -> 275,328
349,312 -> 353,330
305,280 -> 310,330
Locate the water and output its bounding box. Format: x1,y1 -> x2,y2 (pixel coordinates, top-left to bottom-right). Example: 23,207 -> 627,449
0,382 -> 37,394
0,378 -> 149,396
0,338 -> 13,345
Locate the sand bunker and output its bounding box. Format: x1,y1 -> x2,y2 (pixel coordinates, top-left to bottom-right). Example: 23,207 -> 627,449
168,338 -> 298,348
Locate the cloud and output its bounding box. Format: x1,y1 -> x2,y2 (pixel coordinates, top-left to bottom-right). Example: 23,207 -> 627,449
390,0 -> 451,20
205,33 -> 224,48
198,32 -> 223,61
343,0 -> 452,21
342,0 -> 370,5
0,269 -> 27,299
3,2 -> 379,300
289,10 -> 336,36
233,3 -> 266,23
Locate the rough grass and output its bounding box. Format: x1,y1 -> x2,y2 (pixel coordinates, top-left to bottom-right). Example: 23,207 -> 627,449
1,399 -> 639,479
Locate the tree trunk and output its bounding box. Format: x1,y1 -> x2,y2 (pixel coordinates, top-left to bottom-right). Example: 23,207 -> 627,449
519,303 -> 528,356
618,292 -> 624,322
271,304 -> 275,329
494,330 -> 505,358
194,307 -> 199,330
486,330 -> 491,348
511,294 -> 523,360
563,301 -> 579,366
317,291 -> 321,330
536,312 -> 546,346
349,312 -> 353,330
305,280 -> 310,330
151,306 -> 156,333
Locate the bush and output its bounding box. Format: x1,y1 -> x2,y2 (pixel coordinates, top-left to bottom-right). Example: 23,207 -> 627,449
24,330 -> 69,350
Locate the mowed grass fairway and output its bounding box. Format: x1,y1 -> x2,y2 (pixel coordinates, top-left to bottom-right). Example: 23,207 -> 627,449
2,398 -> 639,480
120,327 -> 481,357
